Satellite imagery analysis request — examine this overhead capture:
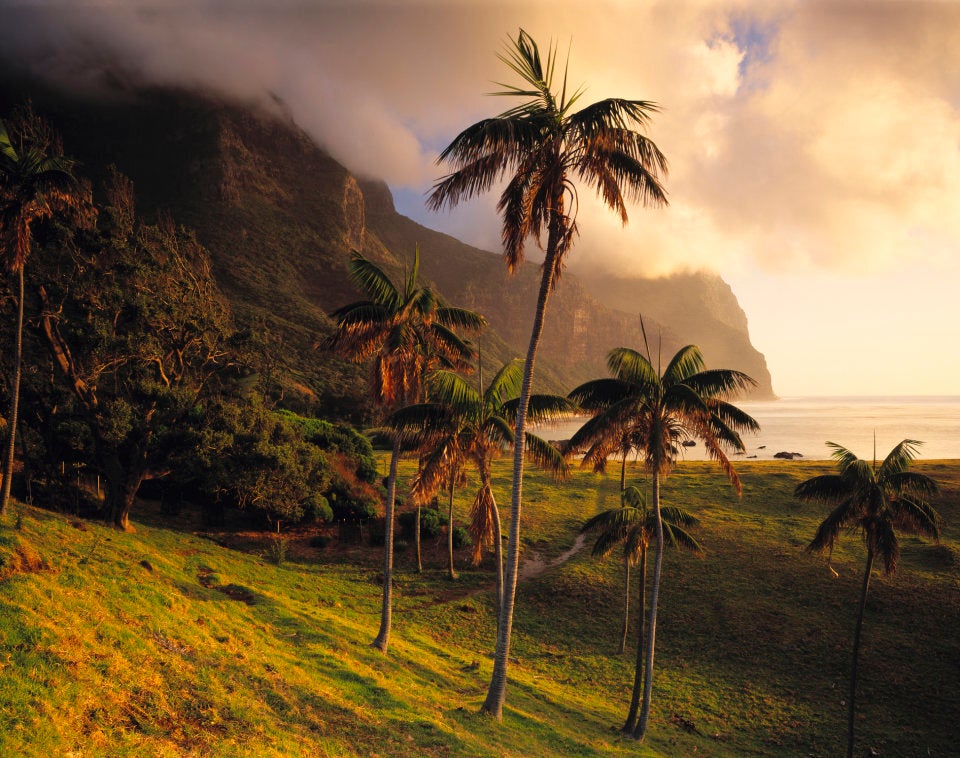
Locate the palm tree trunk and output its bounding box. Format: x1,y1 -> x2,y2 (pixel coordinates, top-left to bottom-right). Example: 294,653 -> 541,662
847,549 -> 875,758
491,487 -> 504,614
481,237 -> 561,720
623,544 -> 647,733
618,558 -> 630,654
447,473 -> 457,580
620,450 -> 627,504
415,454 -> 424,572
371,435 -> 401,652
415,501 -> 423,572
635,471 -> 663,741
1,267 -> 25,516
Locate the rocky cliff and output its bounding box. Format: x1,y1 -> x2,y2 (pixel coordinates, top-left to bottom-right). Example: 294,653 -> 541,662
0,78 -> 775,411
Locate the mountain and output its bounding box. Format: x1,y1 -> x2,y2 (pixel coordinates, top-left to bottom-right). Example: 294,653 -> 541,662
0,76 -> 775,415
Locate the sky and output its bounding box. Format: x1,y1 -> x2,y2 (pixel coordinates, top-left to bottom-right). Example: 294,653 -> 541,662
3,0 -> 959,397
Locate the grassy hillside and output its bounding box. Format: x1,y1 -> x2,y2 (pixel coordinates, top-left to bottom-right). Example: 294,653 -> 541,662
1,460 -> 958,756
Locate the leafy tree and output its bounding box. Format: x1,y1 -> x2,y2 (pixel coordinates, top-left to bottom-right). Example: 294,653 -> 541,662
391,359 -> 570,597
326,247 -> 483,652
34,171 -> 233,530
0,108 -> 92,515
569,344 -> 757,740
428,29 -> 668,719
580,485 -> 701,732
795,440 -> 941,758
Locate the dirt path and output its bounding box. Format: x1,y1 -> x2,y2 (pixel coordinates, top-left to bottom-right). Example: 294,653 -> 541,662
517,532 -> 587,581
411,532 -> 588,610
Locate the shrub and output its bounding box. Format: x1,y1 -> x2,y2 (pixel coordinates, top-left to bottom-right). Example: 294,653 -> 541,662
266,536 -> 288,565
367,517 -> 386,547
452,526 -> 472,550
309,535 -> 330,550
398,507 -> 447,540
302,494 -> 333,524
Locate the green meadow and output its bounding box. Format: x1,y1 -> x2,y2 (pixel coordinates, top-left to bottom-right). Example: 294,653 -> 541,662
1,458 -> 958,756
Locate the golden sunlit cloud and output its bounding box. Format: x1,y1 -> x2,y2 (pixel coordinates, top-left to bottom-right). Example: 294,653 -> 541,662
3,0 -> 959,393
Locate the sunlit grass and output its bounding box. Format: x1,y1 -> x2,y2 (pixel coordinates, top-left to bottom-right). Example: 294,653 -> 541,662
0,459 -> 957,755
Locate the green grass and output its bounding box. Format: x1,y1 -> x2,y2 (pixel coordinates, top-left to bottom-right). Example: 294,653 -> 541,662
1,459 -> 958,756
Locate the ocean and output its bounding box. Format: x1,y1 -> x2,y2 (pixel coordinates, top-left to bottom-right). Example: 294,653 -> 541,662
531,396 -> 960,462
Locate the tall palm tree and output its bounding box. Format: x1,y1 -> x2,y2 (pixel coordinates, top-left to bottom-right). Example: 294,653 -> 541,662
580,485 -> 701,733
428,29 -> 668,720
795,440 -> 941,758
326,247 -> 484,652
569,344 -> 758,741
0,112 -> 89,515
391,358 -> 571,600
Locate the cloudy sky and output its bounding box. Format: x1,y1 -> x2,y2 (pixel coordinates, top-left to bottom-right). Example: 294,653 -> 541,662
4,0 -> 959,396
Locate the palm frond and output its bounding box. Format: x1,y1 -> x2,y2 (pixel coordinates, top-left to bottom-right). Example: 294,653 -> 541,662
523,394 -> 575,424
891,495 -> 943,539
606,347 -> 657,386
808,499 -> 858,553
428,370 -> 482,411
485,358 -> 524,408
0,118 -> 17,164
662,522 -> 704,555
524,433 -> 568,479
794,474 -> 849,503
346,252 -> 400,309
437,305 -> 487,332
685,369 -> 757,400
878,439 -> 924,477
662,345 -> 705,384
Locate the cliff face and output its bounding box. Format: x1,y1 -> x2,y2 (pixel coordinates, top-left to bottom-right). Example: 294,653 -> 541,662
361,179 -> 775,397
1,79 -> 775,405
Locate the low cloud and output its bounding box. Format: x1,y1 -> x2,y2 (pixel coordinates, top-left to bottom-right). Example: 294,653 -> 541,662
3,0 -> 959,282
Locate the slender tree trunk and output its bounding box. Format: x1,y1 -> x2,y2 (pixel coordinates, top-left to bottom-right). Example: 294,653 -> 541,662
491,486 -> 504,614
372,435 -> 401,652
415,452 -> 425,572
635,471 -> 663,741
618,558 -> 630,654
481,237 -> 561,720
847,550 -> 875,758
1,267 -> 25,516
447,473 -> 457,580
620,450 -> 627,504
415,500 -> 423,572
623,544 -> 647,733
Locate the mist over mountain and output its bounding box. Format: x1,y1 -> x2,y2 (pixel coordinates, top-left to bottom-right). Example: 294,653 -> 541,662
0,75 -> 775,411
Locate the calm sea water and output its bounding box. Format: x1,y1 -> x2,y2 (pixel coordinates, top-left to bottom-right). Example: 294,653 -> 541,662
531,396 -> 960,462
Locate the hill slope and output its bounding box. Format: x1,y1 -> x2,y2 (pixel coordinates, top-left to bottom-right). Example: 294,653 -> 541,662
0,77 -> 775,412
1,459 -> 958,756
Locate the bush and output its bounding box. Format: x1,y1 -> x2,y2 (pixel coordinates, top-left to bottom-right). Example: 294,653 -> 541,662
367,517 -> 386,547
398,507 -> 447,540
302,494 -> 333,524
329,489 -> 379,522
266,536 -> 288,565
452,526 -> 472,550
309,535 -> 330,550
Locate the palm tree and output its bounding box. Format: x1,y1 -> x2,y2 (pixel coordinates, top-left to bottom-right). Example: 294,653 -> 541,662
0,111 -> 89,515
428,29 -> 668,720
795,440 -> 941,758
569,344 -> 758,741
391,358 -> 571,600
326,247 -> 484,652
580,485 -> 701,733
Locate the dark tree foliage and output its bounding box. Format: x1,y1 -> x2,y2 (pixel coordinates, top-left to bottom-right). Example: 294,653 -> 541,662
24,171 -> 233,529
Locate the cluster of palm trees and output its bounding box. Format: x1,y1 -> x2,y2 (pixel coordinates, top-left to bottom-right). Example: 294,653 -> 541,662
328,29 -> 945,753
327,27 -> 766,740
